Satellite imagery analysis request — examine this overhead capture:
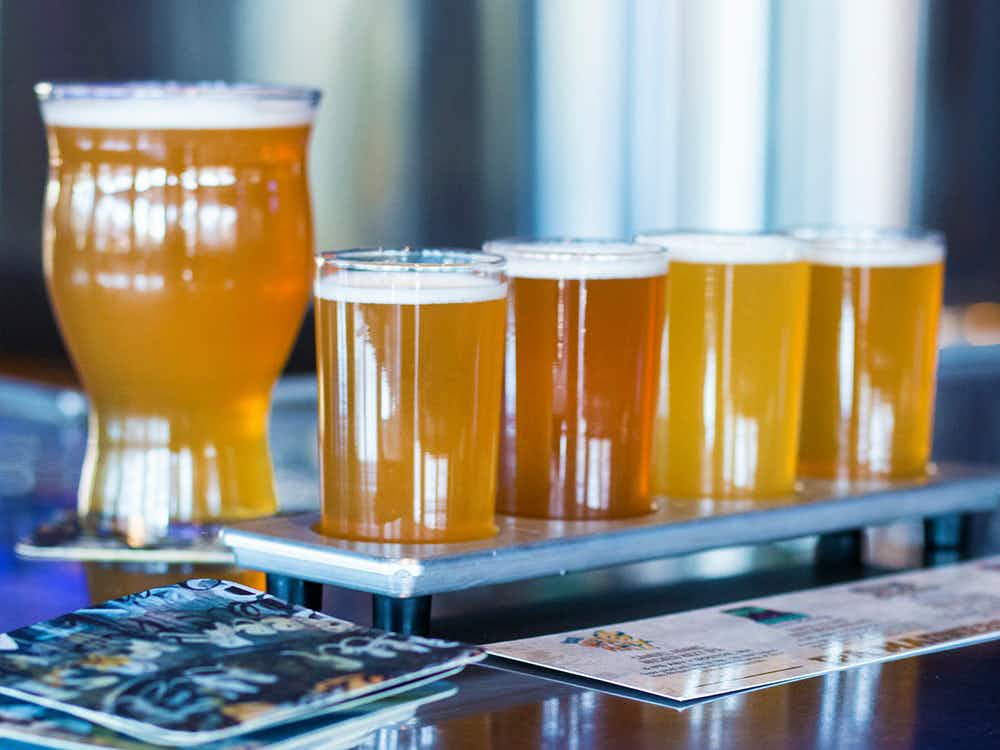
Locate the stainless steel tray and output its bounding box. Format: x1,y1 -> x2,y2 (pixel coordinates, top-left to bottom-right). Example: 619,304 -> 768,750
223,462 -> 1000,598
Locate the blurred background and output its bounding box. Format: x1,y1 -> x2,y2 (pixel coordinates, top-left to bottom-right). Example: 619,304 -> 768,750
0,0 -> 997,611
0,0 -> 998,382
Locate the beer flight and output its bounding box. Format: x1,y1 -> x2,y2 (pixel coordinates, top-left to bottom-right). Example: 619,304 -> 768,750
35,81 -> 945,547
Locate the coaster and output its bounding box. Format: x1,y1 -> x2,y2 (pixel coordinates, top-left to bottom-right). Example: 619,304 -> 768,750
14,513 -> 234,565
16,462 -> 319,565
0,679 -> 457,750
0,579 -> 483,746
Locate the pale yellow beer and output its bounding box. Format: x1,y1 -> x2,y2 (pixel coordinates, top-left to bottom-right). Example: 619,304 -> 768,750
485,240 -> 667,519
37,82 -> 319,544
316,250 -> 507,543
797,230 -> 945,479
639,233 -> 809,499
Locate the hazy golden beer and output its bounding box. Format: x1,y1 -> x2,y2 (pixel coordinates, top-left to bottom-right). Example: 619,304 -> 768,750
485,240 -> 667,519
639,233 -> 809,499
37,82 -> 319,544
316,250 -> 507,543
797,230 -> 945,479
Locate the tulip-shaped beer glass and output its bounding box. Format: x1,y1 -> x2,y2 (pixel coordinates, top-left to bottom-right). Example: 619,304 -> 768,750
37,81 -> 320,545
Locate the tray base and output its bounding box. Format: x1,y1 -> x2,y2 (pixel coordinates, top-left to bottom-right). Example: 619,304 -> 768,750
223,462 -> 1000,599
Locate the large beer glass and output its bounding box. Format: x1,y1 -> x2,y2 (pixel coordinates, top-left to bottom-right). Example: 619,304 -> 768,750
484,239 -> 668,519
796,229 -> 945,479
315,249 -> 507,543
638,232 -> 809,499
37,82 -> 319,545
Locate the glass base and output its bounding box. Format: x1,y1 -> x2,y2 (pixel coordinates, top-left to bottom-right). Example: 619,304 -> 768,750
16,511 -> 234,563
313,519 -> 499,544
80,513 -> 223,546
78,411 -> 279,547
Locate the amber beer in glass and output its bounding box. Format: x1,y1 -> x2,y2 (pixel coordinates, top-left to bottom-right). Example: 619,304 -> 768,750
485,239 -> 667,519
316,249 -> 507,543
796,229 -> 945,479
638,232 -> 809,499
37,82 -> 319,544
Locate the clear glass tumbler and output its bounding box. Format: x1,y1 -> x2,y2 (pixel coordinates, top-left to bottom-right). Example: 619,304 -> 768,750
315,248 -> 507,542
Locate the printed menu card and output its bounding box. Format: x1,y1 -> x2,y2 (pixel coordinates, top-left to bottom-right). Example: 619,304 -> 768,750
488,555 -> 1000,702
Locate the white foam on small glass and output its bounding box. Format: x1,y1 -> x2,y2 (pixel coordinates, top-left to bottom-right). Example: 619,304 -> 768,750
316,272 -> 507,305
637,233 -> 802,265
804,242 -> 944,268
485,241 -> 667,280
39,98 -> 316,130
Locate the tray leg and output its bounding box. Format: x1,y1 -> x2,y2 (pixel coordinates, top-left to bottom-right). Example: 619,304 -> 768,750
372,595 -> 432,636
815,529 -> 864,568
266,574 -> 324,611
923,513 -> 973,564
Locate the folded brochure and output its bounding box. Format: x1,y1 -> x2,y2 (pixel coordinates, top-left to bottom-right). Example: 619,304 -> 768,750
488,555 -> 1000,702
0,680 -> 457,750
0,579 -> 483,746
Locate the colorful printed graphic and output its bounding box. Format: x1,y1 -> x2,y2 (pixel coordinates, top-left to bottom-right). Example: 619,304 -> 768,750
722,606 -> 808,625
562,630 -> 654,651
0,682 -> 456,750
0,579 -> 482,746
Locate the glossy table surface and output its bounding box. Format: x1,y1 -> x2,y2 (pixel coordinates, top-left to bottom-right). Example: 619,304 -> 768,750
2,376 -> 1000,749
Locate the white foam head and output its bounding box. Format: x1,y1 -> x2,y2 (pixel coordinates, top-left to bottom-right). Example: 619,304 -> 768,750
792,228 -> 946,267
35,82 -> 319,129
316,272 -> 507,305
484,239 -> 667,279
637,232 -> 802,265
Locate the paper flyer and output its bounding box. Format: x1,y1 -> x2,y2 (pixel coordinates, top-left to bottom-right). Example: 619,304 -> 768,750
488,556 -> 1000,702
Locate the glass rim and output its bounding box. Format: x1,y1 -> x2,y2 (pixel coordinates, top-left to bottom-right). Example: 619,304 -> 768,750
635,230 -> 802,264
787,225 -> 945,249
787,226 -> 945,267
317,247 -> 506,273
34,80 -> 322,105
483,236 -> 666,263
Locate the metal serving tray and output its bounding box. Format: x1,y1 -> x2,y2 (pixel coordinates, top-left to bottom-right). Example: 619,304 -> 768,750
223,462 -> 1000,598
